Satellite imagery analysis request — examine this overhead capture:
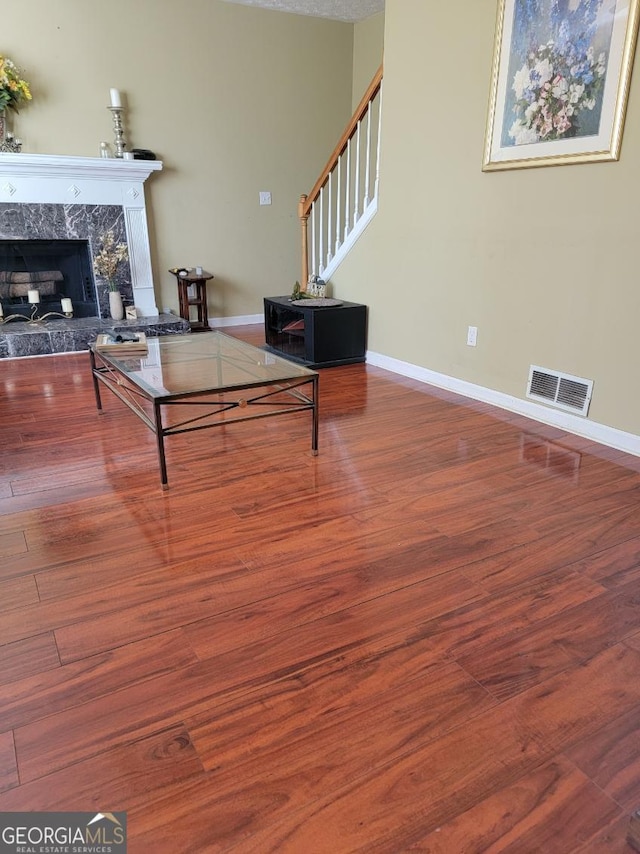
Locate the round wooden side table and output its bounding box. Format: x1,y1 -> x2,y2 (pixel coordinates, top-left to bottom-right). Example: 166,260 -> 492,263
170,268 -> 214,331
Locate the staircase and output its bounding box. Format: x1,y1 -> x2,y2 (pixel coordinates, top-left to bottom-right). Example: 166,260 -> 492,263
299,65 -> 383,289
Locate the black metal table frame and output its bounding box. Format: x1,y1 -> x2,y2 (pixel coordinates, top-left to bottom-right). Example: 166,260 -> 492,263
89,347 -> 319,488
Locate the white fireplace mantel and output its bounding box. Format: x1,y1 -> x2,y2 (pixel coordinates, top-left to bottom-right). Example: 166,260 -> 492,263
0,153 -> 163,317
0,152 -> 162,183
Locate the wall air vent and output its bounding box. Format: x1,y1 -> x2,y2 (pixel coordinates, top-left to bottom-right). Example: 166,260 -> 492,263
526,365 -> 593,417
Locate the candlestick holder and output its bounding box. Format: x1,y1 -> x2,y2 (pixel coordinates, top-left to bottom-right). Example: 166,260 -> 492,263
108,105 -> 127,158
28,309 -> 74,324
0,303 -> 74,325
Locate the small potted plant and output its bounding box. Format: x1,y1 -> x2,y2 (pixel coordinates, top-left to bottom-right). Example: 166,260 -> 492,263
93,230 -> 129,320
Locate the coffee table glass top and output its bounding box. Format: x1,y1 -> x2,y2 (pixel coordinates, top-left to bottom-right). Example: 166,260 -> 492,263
96,331 -> 316,397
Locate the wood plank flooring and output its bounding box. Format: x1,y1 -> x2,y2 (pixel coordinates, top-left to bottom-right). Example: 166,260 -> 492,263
1,325 -> 640,852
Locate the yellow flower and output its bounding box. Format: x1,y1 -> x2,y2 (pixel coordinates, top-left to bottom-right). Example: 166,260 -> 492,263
0,54 -> 32,112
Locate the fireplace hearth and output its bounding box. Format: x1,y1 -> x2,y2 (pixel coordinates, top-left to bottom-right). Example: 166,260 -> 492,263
0,313 -> 190,359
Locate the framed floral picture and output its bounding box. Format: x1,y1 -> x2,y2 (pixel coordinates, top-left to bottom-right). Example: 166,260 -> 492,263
483,0 -> 640,170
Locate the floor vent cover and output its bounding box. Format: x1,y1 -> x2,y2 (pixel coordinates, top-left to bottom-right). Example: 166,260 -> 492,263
526,366 -> 593,416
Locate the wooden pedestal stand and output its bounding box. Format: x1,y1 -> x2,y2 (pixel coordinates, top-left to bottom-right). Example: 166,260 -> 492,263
170,268 -> 214,332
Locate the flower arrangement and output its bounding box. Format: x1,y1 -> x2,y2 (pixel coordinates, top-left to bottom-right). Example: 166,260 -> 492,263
93,230 -> 129,292
509,40 -> 606,144
0,54 -> 32,113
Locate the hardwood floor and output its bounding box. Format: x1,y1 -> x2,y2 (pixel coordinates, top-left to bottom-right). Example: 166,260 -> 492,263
1,324 -> 640,852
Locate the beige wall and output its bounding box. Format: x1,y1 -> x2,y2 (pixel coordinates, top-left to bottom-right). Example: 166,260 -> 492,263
5,0 -> 354,317
7,0 -> 638,436
352,12 -> 385,108
332,0 -> 640,437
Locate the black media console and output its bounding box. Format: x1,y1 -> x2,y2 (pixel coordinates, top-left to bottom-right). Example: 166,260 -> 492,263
263,296 -> 367,368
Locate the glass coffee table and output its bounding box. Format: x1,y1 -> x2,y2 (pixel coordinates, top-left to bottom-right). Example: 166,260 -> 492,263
89,331 -> 318,488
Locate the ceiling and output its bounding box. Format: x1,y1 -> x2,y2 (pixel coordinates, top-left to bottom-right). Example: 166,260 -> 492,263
222,0 -> 384,23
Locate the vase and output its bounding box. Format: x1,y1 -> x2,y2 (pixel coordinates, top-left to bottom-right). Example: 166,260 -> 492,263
0,111 -> 20,153
109,290 -> 124,321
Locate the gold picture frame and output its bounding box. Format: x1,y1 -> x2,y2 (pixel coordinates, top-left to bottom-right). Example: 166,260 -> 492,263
483,0 -> 640,171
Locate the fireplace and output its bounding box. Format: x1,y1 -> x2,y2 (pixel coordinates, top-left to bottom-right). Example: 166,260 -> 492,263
0,239 -> 98,318
0,153 -> 163,317
0,154 -> 191,358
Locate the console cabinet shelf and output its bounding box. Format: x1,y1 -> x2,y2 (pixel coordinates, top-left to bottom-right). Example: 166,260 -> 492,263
264,296 -> 367,368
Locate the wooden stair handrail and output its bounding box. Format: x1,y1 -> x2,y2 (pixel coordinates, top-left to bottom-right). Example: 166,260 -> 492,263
302,64 -> 383,219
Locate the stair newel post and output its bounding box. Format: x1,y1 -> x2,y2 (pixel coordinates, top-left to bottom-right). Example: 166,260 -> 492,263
299,193 -> 309,292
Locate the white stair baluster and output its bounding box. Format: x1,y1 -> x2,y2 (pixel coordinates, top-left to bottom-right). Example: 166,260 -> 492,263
344,139 -> 351,242
335,154 -> 342,251
354,120 -> 361,225
327,172 -> 333,265
319,186 -> 324,275
374,86 -> 383,200
364,99 -> 373,208
311,200 -> 317,278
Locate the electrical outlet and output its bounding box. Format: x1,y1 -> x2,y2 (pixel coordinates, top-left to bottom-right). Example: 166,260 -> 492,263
467,326 -> 478,347
259,191 -> 272,206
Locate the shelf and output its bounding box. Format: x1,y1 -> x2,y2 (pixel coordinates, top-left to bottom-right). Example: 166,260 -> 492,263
282,319 -> 305,333
264,296 -> 367,368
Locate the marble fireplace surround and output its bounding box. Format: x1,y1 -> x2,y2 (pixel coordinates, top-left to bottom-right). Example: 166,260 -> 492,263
0,153 -> 163,317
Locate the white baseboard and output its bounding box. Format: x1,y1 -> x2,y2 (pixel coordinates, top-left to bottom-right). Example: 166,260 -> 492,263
209,313 -> 263,328
195,321 -> 640,458
366,349 -> 640,458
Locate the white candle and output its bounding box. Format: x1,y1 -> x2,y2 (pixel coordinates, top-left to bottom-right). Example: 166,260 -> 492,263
0,302 -> 4,318
28,289 -> 40,304
61,298 -> 73,314
109,88 -> 122,108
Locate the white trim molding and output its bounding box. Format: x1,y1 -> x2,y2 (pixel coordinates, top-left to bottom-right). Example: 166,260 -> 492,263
322,197 -> 377,282
0,153 -> 162,184
209,313 -> 264,328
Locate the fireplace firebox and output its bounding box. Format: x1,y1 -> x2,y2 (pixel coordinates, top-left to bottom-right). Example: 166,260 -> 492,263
0,239 -> 97,318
